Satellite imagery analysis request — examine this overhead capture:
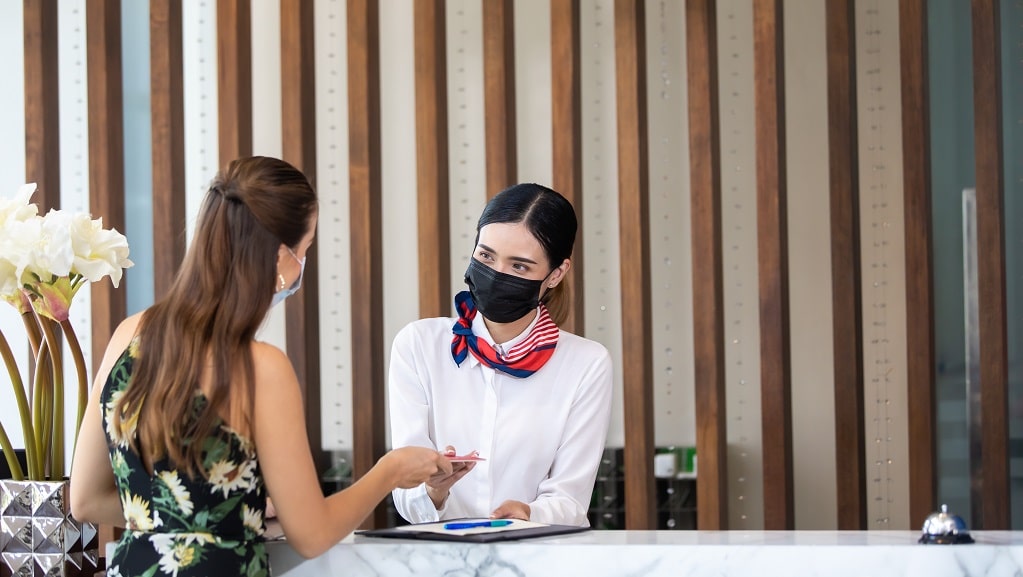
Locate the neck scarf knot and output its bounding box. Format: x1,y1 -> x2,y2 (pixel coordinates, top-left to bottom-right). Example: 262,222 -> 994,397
451,291 -> 559,378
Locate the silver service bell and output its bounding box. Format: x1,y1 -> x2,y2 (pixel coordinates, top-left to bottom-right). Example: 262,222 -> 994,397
918,504 -> 974,544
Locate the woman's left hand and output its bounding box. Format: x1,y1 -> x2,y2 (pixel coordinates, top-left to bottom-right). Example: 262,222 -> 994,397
490,500 -> 530,521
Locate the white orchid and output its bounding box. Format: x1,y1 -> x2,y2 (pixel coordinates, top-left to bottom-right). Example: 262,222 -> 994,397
0,183 -> 133,481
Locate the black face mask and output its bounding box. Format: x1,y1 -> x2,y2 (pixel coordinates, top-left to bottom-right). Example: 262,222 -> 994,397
464,258 -> 549,323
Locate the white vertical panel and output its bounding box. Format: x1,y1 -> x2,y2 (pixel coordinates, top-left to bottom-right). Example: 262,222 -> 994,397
856,0 -> 909,530
647,0 -> 695,448
513,0 -> 553,186
0,0 -> 28,452
447,0 -> 487,292
315,0 -> 353,451
182,0 -> 220,239
580,0 -> 623,447
252,0 -> 287,350
717,0 -> 763,530
59,0 -> 93,469
380,0 -> 417,448
785,0 -> 837,530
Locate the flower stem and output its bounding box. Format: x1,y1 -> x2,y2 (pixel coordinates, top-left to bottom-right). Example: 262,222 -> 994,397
33,339 -> 53,479
61,320 -> 88,451
40,318 -> 65,479
0,409 -> 25,479
0,328 -> 39,480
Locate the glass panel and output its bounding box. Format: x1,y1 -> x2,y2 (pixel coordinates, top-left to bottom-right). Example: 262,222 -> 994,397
122,0 -> 154,314
928,0 -> 975,522
1002,0 -> 1023,529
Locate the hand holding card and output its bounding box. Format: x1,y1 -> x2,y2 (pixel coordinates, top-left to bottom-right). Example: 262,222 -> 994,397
447,449 -> 486,463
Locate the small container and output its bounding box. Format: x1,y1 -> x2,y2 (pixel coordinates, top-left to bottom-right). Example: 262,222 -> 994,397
918,504 -> 974,544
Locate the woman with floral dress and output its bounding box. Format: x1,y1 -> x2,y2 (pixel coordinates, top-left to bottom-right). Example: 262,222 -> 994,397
71,156 -> 452,576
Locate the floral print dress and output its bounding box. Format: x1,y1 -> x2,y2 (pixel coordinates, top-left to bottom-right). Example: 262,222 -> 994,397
100,341 -> 269,577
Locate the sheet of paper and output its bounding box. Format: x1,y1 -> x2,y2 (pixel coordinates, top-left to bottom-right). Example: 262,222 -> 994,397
394,518 -> 546,536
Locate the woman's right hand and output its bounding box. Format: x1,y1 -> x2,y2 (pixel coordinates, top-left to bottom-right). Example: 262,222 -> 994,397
379,446 -> 453,489
424,446 -> 477,508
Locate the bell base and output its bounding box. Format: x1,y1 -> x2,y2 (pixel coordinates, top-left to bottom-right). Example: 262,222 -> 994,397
918,533 -> 975,545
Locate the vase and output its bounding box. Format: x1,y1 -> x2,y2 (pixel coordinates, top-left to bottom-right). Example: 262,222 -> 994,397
0,479 -> 99,577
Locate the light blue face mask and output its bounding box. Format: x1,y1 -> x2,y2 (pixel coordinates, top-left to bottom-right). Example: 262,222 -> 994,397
272,247 -> 306,308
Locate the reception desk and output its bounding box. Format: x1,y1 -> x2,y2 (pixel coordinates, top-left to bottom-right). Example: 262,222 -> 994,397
266,530 -> 1023,576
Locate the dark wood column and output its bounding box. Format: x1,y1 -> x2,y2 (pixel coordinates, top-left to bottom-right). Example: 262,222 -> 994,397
150,0 -> 187,299
971,0 -> 1009,530
826,0 -> 866,530
281,0 -> 327,475
686,0 -> 728,530
614,0 -> 655,530
85,0 -> 127,368
752,0 -> 793,530
898,0 -> 937,527
347,0 -> 387,529
414,0 -> 451,319
482,0 -> 516,198
550,0 -> 585,334
217,0 -> 252,164
23,0 -> 60,213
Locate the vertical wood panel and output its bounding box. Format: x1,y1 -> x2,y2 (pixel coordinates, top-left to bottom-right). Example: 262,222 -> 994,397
23,0 -> 60,213
550,0 -> 584,334
614,0 -> 655,530
414,0 -> 451,318
898,0 -> 936,526
482,0 -> 516,198
281,0 -> 327,475
347,0 -> 386,529
826,0 -> 866,530
685,0 -> 728,530
217,0 -> 252,164
86,0 -> 127,370
752,0 -> 793,530
971,0 -> 1009,530
150,0 -> 186,300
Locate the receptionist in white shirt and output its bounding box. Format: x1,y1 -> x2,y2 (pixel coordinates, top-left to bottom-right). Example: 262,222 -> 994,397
388,183 -> 614,527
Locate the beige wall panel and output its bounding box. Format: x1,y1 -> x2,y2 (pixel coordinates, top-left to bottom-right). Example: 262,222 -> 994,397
784,0 -> 838,530
856,0 -> 910,530
718,0 -> 763,530
514,0 -> 553,186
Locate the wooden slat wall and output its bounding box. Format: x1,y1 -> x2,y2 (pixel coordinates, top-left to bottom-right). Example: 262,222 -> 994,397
898,0 -> 937,526
482,0 -> 516,198
825,0 -> 866,530
217,0 -> 252,164
23,0 -> 60,213
685,0 -> 728,531
281,0 -> 327,475
150,0 -> 186,300
414,0 -> 451,319
613,0 -> 655,530
85,0 -> 127,370
347,0 -> 387,529
550,0 -> 584,334
752,0 -> 793,530
970,0 -> 1009,530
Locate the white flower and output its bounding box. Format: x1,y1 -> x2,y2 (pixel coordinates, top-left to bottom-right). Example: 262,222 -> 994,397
104,389 -> 137,449
208,459 -> 255,498
121,491 -> 156,531
68,213 -> 133,287
105,565 -> 121,577
241,503 -> 264,536
150,533 -> 212,577
0,183 -> 38,224
159,470 -> 194,516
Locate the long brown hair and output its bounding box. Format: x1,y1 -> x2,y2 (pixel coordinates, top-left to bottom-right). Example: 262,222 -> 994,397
113,156 -> 317,477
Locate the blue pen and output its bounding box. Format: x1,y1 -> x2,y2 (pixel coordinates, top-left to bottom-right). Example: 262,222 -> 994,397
442,520 -> 514,530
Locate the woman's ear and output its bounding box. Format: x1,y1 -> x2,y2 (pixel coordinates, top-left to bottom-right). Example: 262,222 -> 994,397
549,259 -> 572,287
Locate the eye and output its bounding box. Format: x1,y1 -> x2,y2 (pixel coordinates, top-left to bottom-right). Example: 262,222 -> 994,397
475,249 -> 494,262
511,263 -> 529,273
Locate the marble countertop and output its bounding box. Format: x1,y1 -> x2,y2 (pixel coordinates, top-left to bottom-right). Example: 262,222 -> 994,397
267,530 -> 1023,577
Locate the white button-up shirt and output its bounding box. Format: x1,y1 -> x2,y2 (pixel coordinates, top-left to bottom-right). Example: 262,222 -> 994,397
388,310 -> 613,526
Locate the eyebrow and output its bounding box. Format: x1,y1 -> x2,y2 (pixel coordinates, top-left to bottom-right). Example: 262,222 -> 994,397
477,243 -> 539,265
